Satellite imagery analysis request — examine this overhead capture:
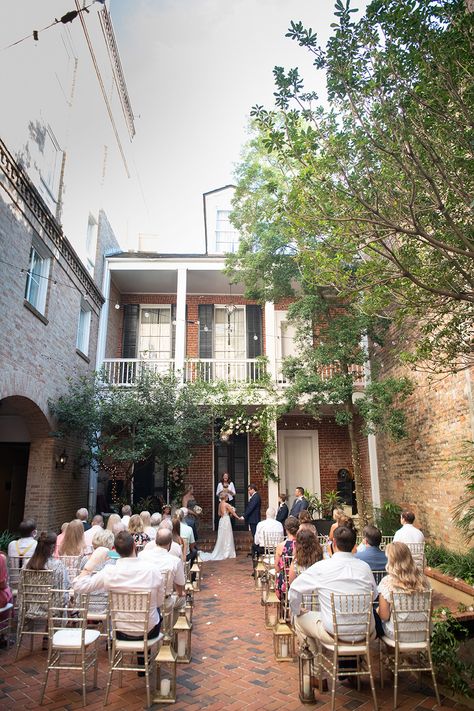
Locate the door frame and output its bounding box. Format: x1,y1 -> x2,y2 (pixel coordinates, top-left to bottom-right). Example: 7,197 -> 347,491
213,433 -> 248,531
277,429 -> 320,500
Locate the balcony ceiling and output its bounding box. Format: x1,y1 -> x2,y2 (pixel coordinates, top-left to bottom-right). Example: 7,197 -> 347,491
110,269 -> 245,295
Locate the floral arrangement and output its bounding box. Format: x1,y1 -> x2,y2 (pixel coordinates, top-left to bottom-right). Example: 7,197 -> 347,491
220,415 -> 261,439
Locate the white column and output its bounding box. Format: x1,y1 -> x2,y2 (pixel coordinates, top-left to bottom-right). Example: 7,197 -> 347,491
175,268 -> 187,379
362,336 -> 381,507
95,259 -> 111,368
267,418 -> 280,509
264,302 -> 276,380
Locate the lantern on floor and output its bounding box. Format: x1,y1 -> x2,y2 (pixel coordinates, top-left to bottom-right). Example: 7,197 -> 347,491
191,561 -> 201,591
254,558 -> 265,590
273,619 -> 295,662
173,607 -> 192,663
184,595 -> 193,625
184,581 -> 194,604
264,582 -> 279,630
298,640 -> 314,703
153,635 -> 177,704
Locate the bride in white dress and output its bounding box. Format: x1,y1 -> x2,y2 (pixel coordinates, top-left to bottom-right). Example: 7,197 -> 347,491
200,492 -> 242,561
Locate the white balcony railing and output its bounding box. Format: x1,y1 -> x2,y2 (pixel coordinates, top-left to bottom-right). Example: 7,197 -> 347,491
101,358 -> 175,386
101,357 -> 366,388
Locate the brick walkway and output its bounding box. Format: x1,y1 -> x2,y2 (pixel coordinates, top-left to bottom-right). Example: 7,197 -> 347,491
0,554 -> 470,710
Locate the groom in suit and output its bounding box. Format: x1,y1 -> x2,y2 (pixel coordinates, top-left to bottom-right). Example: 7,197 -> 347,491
243,483 -> 261,547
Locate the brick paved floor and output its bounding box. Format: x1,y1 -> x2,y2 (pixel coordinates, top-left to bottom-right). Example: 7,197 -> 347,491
0,554 -> 471,710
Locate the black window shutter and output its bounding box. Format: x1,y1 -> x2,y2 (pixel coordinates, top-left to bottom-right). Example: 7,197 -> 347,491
198,305 -> 214,358
122,304 -> 139,358
246,305 -> 262,358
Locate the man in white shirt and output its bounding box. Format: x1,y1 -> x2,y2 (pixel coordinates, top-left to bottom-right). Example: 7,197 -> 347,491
83,515 -> 104,550
144,520 -> 183,559
253,508 -> 284,557
178,508 -> 197,563
139,529 -> 185,614
289,526 -> 377,652
393,511 -> 425,543
121,505 -> 132,528
7,519 -> 37,560
73,531 -> 164,639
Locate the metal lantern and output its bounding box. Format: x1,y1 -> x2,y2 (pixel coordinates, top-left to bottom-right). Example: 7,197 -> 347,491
173,607 -> 192,663
184,595 -> 193,625
184,581 -> 194,604
254,558 -> 265,590
264,582 -> 279,630
298,640 -> 314,703
273,619 -> 295,662
191,561 -> 201,591
153,636 -> 177,704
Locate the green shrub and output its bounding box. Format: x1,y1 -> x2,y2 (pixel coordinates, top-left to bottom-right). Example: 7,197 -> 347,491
373,500 -> 402,536
0,530 -> 15,553
425,544 -> 474,586
431,608 -> 473,698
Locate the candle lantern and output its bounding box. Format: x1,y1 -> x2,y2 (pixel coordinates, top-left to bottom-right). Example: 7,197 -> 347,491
153,636 -> 177,704
298,640 -> 315,703
173,608 -> 192,663
264,582 -> 279,630
191,561 -> 201,591
184,596 -> 193,625
254,558 -> 265,590
184,581 -> 194,604
273,619 -> 295,662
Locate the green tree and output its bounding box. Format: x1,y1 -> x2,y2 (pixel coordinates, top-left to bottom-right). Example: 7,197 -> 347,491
49,371 -> 213,503
246,0 -> 473,373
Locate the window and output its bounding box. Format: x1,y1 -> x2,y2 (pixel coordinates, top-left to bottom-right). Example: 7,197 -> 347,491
214,305 -> 246,359
138,307 -> 171,359
24,243 -> 50,314
76,300 -> 92,355
215,210 -> 239,253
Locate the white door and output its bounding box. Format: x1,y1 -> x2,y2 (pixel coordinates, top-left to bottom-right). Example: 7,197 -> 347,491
278,430 -> 320,510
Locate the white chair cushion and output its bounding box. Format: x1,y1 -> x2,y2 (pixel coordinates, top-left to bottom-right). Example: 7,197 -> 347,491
381,635 -> 427,650
322,641 -> 367,654
53,629 -> 100,648
115,633 -> 162,652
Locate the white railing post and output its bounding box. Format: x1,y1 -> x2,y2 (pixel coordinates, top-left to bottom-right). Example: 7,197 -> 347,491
264,302 -> 276,380
175,268 -> 187,382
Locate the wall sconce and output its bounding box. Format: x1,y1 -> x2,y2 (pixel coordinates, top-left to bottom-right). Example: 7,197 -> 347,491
56,449 -> 68,469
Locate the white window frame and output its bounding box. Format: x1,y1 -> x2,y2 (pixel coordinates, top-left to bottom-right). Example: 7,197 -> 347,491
215,209 -> 239,254
76,299 -> 92,355
24,240 -> 51,315
138,305 -> 172,360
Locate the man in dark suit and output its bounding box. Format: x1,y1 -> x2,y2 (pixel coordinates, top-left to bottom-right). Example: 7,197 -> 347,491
289,486 -> 309,518
276,493 -> 289,525
243,483 -> 261,543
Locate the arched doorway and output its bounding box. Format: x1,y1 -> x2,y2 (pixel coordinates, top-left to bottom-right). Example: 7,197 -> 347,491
0,396 -> 51,532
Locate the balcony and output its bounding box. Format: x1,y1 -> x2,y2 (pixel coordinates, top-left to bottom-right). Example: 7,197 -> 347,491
101,357 -> 366,388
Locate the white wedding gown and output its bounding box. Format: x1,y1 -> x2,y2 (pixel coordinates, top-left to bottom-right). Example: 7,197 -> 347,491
200,512 -> 236,561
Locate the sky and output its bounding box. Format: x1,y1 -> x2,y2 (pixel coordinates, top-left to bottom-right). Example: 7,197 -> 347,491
108,0 -> 368,252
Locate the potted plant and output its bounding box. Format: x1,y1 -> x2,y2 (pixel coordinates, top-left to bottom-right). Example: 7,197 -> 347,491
304,490 -> 342,536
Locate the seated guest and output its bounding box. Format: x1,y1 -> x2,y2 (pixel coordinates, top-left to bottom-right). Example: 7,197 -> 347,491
24,533 -> 69,617
177,509 -> 197,564
275,516 -> 299,600
73,531 -> 164,660
128,514 -> 151,548
80,529 -> 117,613
106,514 -> 123,532
150,512 -> 162,530
253,508 -> 284,558
76,508 -> 90,531
393,511 -> 425,543
298,510 -> 313,525
84,515 -> 104,551
328,508 -> 345,544
58,519 -> 87,557
276,493 -> 289,525
355,525 -> 388,571
329,515 -> 357,555
139,529 -> 185,614
144,520 -> 183,559
140,511 -> 157,541
289,526 -> 377,653
288,528 -> 324,585
0,550 -> 12,646
121,505 -> 132,527
7,519 -> 37,561
377,542 -> 430,640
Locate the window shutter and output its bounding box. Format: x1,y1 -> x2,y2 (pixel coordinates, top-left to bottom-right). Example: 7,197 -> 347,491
198,305 -> 214,358
122,304 -> 139,358
246,305 -> 262,358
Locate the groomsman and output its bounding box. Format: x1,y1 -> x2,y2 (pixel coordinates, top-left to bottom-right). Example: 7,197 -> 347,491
289,487 -> 309,517
243,483 -> 261,541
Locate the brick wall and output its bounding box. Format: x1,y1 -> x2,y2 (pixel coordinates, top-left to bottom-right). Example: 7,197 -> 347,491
374,333 -> 473,549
